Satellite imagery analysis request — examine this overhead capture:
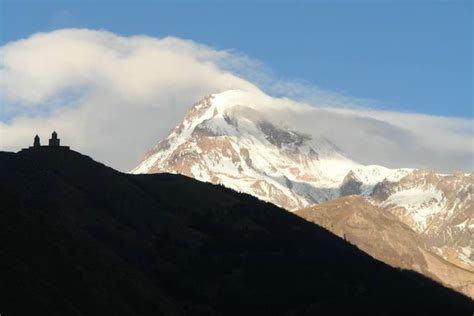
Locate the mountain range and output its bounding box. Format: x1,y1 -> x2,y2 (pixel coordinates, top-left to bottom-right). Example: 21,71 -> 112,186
132,90 -> 473,298
1,148 -> 473,315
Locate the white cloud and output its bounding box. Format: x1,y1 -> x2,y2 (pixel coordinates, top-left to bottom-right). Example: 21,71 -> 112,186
262,104 -> 473,172
0,29 -> 472,172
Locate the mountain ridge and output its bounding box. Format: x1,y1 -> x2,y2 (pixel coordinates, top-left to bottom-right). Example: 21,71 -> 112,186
132,90 -> 473,298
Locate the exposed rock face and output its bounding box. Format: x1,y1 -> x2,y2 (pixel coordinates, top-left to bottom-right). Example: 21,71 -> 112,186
340,171 -> 363,196
132,89 -> 473,298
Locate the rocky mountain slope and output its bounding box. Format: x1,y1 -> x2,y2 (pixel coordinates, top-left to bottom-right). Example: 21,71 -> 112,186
3,148 -> 473,314
371,170 -> 473,270
132,90 -> 473,298
296,195 -> 474,298
337,167 -> 474,295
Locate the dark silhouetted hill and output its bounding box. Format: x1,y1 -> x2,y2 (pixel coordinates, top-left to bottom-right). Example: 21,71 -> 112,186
0,148 -> 472,315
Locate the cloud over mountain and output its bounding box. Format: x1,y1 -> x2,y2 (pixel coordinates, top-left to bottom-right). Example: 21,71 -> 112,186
0,29 -> 472,172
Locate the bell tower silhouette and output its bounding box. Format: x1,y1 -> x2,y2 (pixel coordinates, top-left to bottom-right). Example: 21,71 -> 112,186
48,131 -> 60,147
33,135 -> 40,147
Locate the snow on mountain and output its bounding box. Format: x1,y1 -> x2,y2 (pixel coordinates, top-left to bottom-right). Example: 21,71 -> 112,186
370,170 -> 473,271
132,90 -> 408,210
381,187 -> 446,231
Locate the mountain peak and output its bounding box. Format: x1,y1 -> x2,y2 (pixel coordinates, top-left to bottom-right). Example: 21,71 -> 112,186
132,91 -> 399,209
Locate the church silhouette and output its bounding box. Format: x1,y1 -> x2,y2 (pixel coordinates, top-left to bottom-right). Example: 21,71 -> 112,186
23,131 -> 70,151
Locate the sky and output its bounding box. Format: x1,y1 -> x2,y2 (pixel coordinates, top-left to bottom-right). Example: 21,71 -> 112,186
0,0 -> 472,172
1,0 -> 472,117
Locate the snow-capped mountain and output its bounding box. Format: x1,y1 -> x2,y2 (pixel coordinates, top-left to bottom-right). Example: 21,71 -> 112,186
132,90 -> 473,296
132,90 -> 409,210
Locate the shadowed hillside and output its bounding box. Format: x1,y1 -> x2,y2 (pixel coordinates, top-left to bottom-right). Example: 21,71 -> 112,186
0,148 -> 472,315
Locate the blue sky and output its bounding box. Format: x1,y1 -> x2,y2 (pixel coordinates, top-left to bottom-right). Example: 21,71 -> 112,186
0,0 -> 472,118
